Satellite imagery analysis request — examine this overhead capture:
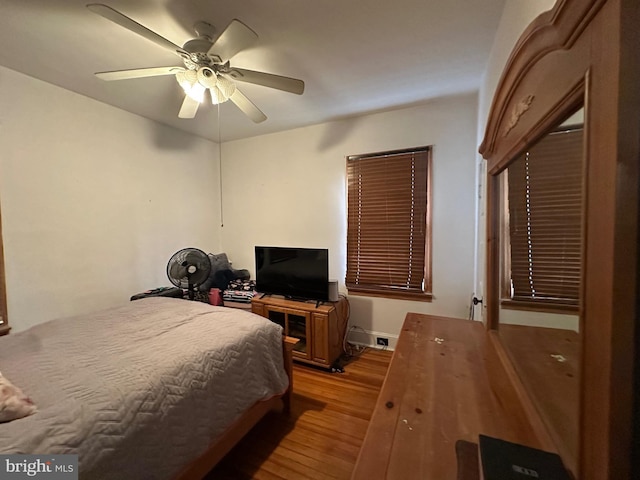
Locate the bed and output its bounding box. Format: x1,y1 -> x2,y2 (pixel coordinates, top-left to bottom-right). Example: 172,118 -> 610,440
0,297 -> 296,479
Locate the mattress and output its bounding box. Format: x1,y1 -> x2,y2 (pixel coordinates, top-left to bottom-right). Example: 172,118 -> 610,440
0,297 -> 288,479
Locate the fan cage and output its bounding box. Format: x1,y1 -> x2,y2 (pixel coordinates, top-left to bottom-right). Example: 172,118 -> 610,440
166,248 -> 211,290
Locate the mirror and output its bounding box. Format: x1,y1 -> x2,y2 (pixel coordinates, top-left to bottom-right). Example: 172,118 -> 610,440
496,108 -> 584,471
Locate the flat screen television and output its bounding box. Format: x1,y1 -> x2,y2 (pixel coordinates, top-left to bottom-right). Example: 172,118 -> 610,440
255,246 -> 329,301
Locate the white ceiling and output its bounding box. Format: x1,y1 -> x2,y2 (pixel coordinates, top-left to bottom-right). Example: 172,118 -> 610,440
0,0 -> 506,142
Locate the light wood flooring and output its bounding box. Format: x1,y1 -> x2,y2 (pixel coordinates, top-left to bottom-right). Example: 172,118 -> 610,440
208,348 -> 393,479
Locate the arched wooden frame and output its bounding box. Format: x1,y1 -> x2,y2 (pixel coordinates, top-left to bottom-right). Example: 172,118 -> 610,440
479,0 -> 639,478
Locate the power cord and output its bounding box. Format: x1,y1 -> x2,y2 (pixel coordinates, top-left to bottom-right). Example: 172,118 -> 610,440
337,294 -> 390,368
344,325 -> 368,357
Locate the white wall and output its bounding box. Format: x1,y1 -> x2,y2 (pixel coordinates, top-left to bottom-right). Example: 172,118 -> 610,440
220,93 -> 479,346
0,66 -> 221,332
500,309 -> 578,331
0,2 -> 565,339
473,0 -> 558,321
478,0 -> 558,133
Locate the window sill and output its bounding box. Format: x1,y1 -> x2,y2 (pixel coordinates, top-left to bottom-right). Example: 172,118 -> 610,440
500,299 -> 579,315
347,288 -> 433,302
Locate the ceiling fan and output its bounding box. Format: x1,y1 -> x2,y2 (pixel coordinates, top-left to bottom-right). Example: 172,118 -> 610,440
87,3 -> 305,123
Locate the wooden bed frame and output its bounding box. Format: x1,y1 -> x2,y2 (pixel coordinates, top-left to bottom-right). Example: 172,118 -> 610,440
175,336 -> 298,479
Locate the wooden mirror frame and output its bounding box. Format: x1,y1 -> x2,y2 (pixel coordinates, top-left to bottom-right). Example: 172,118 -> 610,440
479,0 -> 639,478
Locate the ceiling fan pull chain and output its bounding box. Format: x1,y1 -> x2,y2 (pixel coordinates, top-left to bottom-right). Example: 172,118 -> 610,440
218,104 -> 224,228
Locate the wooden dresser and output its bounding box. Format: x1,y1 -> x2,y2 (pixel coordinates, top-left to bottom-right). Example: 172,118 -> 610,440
351,313 -> 539,479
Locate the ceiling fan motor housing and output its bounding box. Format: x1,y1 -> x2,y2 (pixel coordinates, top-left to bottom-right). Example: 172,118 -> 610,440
181,38 -> 214,69
182,38 -> 213,56
193,21 -> 216,41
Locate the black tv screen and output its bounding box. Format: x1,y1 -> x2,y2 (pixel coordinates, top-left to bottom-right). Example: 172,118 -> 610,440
255,246 -> 329,301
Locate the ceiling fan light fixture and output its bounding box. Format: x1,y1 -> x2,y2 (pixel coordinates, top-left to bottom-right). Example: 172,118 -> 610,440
176,69 -> 196,89
209,75 -> 236,104
176,69 -> 207,103
196,67 -> 218,89
185,82 -> 205,103
210,86 -> 226,105
176,69 -> 195,90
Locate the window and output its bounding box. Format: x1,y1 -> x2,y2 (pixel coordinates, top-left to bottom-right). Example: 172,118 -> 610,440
503,126 -> 584,311
346,146 -> 432,301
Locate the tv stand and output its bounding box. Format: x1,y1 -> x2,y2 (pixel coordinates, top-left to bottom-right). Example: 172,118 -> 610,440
283,295 -> 325,308
251,295 -> 348,369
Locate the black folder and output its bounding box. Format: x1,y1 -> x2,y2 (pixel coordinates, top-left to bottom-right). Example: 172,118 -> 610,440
478,435 -> 572,480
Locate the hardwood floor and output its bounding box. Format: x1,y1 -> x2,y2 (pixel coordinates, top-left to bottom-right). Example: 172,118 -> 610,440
208,349 -> 392,479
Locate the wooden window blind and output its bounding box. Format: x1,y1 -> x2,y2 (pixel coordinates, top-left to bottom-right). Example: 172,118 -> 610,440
505,127 -> 583,306
346,147 -> 432,300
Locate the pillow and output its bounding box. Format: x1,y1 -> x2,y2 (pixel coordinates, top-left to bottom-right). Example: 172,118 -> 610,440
209,253 -> 231,272
199,253 -> 233,292
0,372 -> 37,423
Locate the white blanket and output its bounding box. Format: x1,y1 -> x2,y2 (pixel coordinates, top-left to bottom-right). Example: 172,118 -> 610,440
0,297 -> 288,479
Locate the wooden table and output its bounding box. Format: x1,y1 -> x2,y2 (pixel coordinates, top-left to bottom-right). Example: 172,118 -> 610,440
351,313 -> 535,479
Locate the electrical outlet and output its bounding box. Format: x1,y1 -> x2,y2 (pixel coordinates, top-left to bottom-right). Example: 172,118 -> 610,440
376,337 -> 389,346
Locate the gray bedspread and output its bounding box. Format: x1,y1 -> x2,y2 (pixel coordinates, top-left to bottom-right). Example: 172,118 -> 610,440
0,297 -> 289,479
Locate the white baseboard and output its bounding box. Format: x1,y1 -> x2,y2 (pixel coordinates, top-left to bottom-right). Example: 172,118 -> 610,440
347,326 -> 398,350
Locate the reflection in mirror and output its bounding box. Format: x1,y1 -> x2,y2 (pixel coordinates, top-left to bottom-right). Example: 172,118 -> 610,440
498,108 -> 584,471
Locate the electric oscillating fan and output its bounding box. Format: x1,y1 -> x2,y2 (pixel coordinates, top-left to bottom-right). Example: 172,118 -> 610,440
166,248 -> 211,300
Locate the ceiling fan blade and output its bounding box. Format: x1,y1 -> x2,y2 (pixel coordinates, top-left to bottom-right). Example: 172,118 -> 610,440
229,89 -> 267,123
87,4 -> 185,57
227,68 -> 304,95
207,19 -> 258,64
96,66 -> 184,81
178,94 -> 200,119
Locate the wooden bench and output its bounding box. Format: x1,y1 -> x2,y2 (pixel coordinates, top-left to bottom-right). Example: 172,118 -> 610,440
351,313 -> 539,479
